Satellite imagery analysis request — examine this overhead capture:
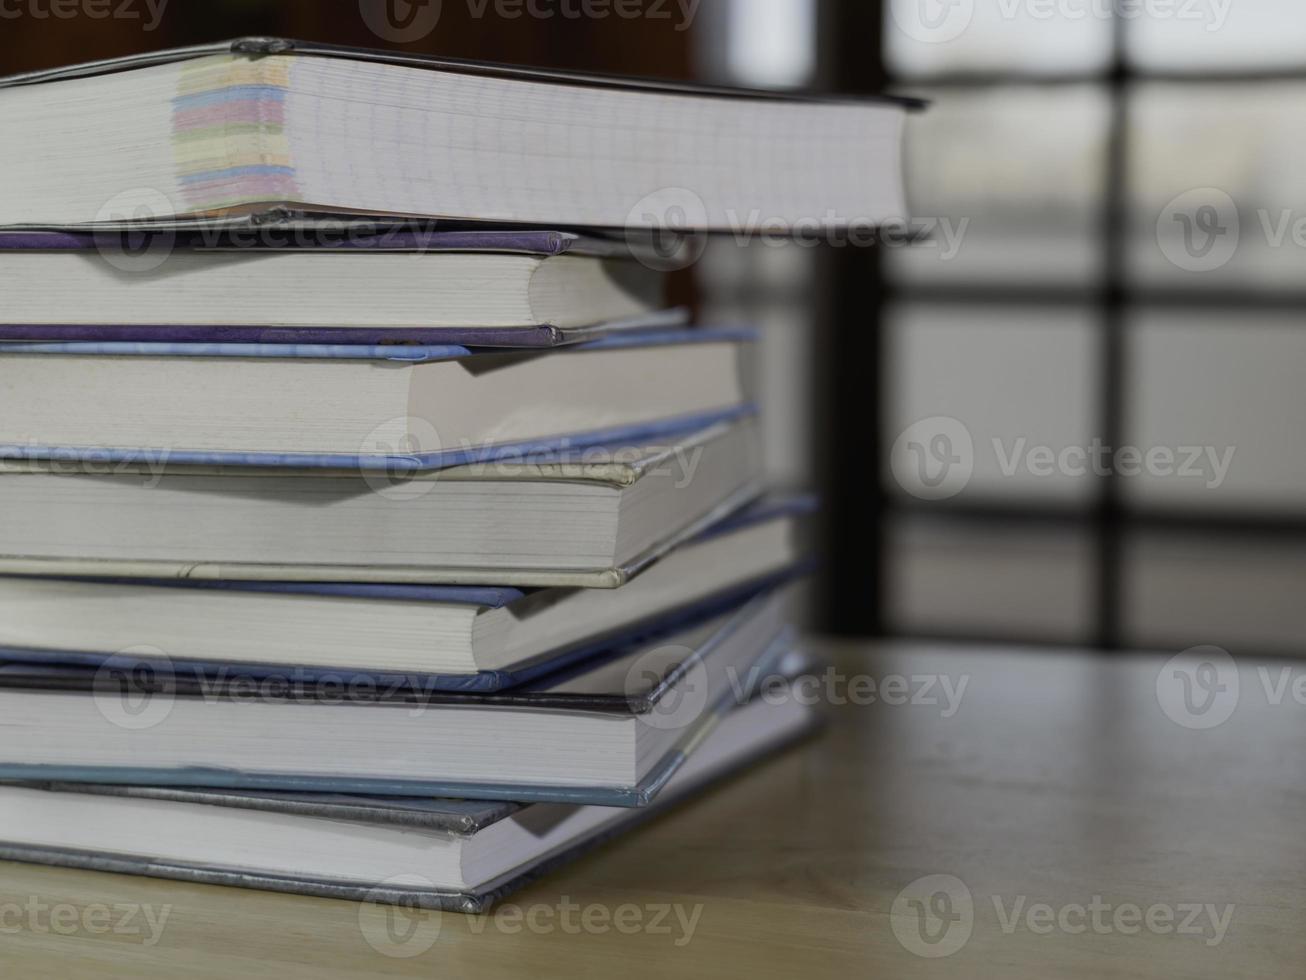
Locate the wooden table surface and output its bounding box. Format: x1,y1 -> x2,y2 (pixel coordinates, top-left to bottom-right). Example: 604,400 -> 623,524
3,641 -> 1305,978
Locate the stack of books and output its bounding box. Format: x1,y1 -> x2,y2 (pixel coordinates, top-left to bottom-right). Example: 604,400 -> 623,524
0,40 -> 909,912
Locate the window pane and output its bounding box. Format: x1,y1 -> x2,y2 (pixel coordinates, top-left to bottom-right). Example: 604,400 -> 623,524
1123,531 -> 1306,656
887,515 -> 1095,643
888,85 -> 1110,287
885,1 -> 1112,77
1126,0 -> 1306,72
886,303 -> 1101,503
1125,309 -> 1306,512
1128,81 -> 1306,289
726,0 -> 816,88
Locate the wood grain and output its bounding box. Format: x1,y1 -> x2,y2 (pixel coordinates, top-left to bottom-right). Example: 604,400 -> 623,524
3,642 -> 1304,978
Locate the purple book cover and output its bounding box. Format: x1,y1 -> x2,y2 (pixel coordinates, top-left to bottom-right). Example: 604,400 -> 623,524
0,229 -> 685,347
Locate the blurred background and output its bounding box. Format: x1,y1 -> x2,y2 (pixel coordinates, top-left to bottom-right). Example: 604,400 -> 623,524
4,0 -> 1302,657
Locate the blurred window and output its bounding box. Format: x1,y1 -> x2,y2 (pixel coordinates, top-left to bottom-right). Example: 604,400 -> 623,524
881,2 -> 1306,655
726,0 -> 816,88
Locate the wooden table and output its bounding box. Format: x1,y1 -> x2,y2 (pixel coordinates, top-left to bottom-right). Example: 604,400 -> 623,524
3,642 -> 1304,978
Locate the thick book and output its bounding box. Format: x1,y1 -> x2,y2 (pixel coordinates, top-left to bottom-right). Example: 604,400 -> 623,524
0,420 -> 781,589
0,587 -> 795,806
0,229 -> 687,346
0,682 -> 818,912
0,328 -> 751,469
0,495 -> 810,689
0,38 -> 912,231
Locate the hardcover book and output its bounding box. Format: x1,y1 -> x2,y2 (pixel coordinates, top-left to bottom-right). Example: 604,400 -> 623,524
0,588 -> 797,806
0,328 -> 752,469
0,421 -> 790,589
0,681 -> 819,912
0,229 -> 687,346
0,38 -> 914,230
0,494 -> 812,689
